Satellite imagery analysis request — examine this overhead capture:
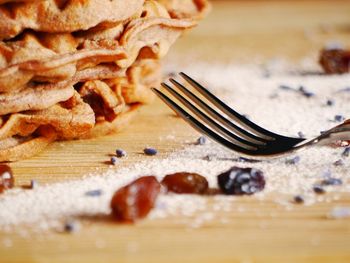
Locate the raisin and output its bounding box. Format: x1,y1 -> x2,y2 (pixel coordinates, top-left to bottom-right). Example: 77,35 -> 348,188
110,176 -> 160,222
293,195 -> 304,204
64,219 -> 80,233
217,166 -> 265,195
313,185 -> 325,194
195,136 -> 207,145
116,149 -> 127,158
161,172 -> 209,194
342,147 -> 350,157
319,49 -> 350,74
0,164 -> 14,193
110,156 -> 118,165
143,147 -> 158,156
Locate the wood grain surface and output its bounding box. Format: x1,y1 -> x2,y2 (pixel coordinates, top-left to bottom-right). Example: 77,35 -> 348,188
2,1 -> 350,262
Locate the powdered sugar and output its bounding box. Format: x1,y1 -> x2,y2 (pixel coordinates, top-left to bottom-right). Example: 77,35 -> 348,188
1,61 -> 350,232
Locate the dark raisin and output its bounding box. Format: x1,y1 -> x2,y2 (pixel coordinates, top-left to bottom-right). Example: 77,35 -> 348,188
326,99 -> 334,106
342,147 -> 350,157
116,149 -> 127,158
334,115 -> 345,122
161,172 -> 209,194
293,195 -> 304,204
64,220 -> 80,233
110,176 -> 160,222
313,185 -> 325,194
217,166 -> 265,195
319,49 -> 350,74
111,157 -> 118,165
196,136 -> 207,145
0,164 -> 14,193
144,147 -> 158,156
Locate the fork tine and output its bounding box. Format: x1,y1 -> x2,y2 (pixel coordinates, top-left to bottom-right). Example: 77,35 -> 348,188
151,88 -> 260,155
169,78 -> 266,145
179,72 -> 305,144
161,83 -> 261,149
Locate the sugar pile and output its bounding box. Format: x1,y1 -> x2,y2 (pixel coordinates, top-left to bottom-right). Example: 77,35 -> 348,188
1,61 -> 350,232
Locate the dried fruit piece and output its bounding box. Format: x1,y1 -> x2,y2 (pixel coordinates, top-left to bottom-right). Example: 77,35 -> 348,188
334,115 -> 345,122
326,99 -> 334,106
116,149 -> 127,158
110,176 -> 160,222
0,164 -> 14,193
313,185 -> 325,194
161,172 -> 209,194
217,166 -> 265,195
144,147 -> 158,156
342,147 -> 350,157
293,195 -> 305,204
110,157 -> 118,165
319,49 -> 350,74
195,136 -> 207,145
64,219 -> 81,233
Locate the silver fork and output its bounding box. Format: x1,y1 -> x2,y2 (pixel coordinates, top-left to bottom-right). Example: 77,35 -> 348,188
151,72 -> 350,158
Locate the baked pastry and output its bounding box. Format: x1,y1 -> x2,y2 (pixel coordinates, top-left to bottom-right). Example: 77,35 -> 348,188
0,0 -> 210,161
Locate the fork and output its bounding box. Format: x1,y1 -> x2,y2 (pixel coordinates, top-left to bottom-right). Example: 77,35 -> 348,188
151,72 -> 350,158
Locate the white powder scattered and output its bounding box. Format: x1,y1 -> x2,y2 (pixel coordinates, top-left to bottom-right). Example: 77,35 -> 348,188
1,61 -> 350,232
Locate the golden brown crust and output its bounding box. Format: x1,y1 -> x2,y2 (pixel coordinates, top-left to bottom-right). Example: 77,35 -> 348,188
117,17 -> 196,68
0,91 -> 95,140
0,81 -> 75,115
0,0 -> 145,40
0,32 -> 126,93
0,129 -> 56,162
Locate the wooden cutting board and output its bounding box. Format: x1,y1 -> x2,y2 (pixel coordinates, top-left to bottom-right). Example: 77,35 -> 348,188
2,1 -> 350,262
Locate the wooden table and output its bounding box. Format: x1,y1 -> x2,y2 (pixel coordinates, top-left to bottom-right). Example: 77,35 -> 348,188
2,1 -> 350,262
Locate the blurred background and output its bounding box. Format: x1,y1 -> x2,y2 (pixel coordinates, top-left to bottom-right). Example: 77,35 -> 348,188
167,0 -> 350,64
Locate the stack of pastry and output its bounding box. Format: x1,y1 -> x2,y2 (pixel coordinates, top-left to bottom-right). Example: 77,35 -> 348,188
0,0 -> 209,161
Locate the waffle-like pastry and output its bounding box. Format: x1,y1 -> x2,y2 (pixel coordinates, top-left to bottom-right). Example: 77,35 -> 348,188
0,0 -> 144,40
0,0 -> 210,162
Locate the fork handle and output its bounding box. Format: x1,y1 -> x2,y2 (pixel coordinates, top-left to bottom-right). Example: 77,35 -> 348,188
319,121 -> 350,145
